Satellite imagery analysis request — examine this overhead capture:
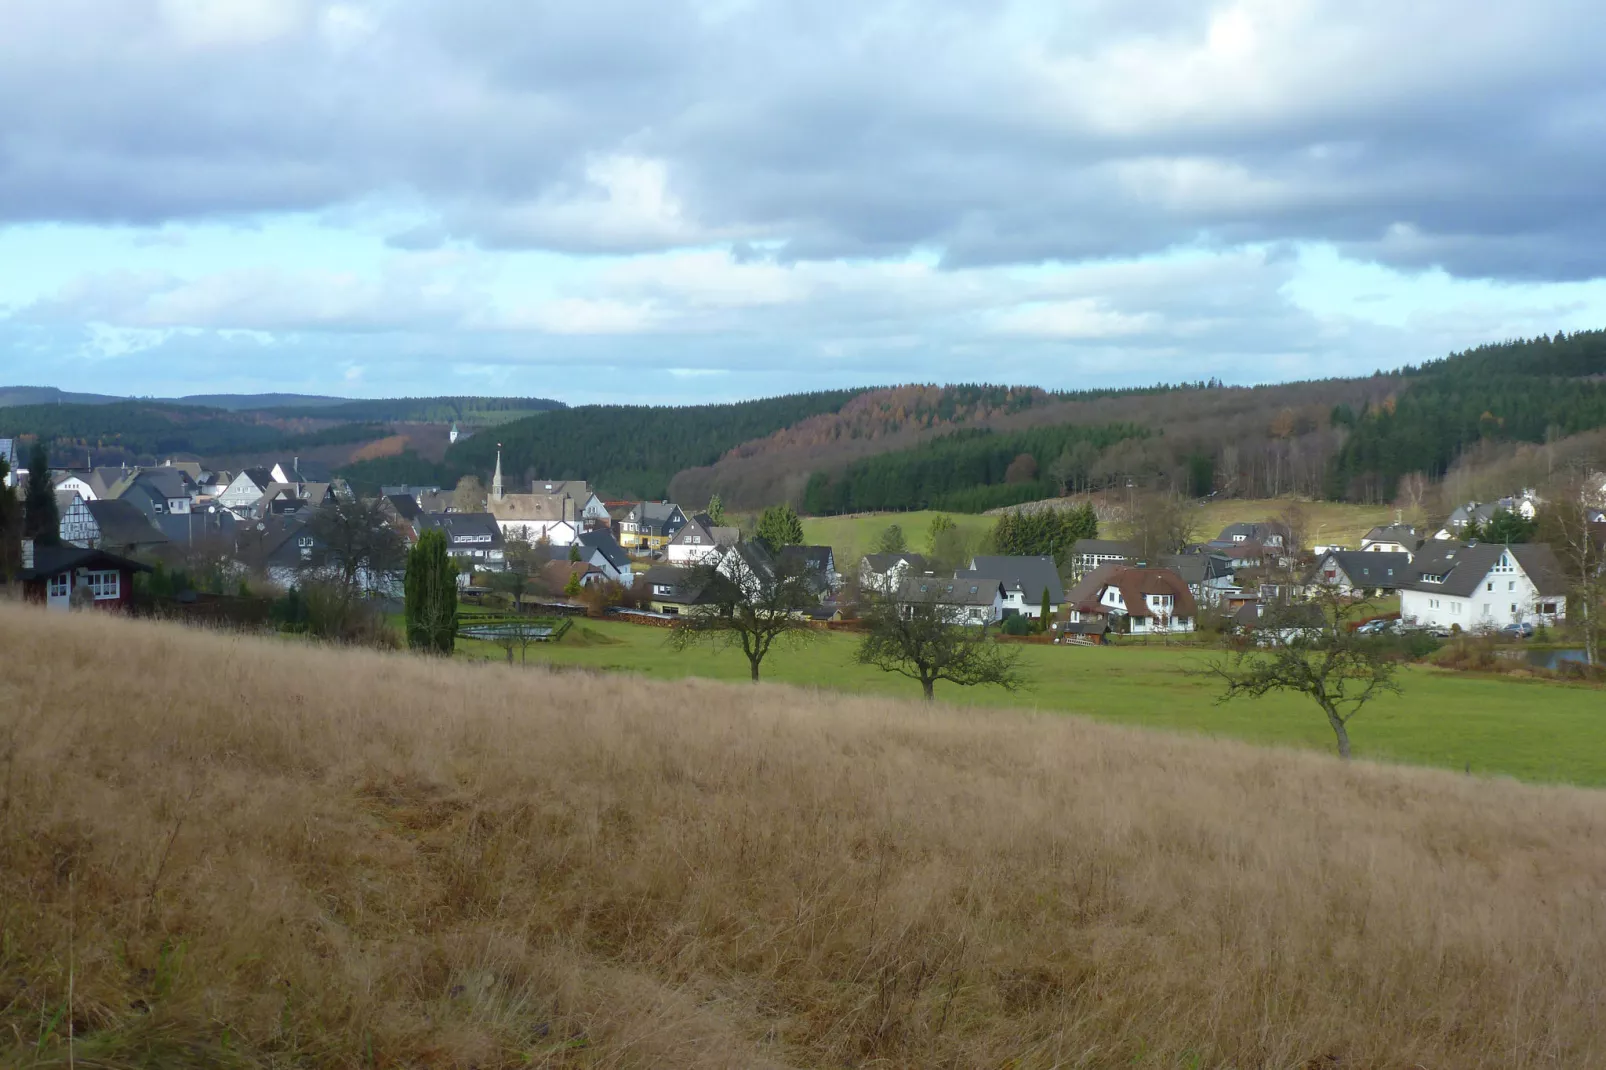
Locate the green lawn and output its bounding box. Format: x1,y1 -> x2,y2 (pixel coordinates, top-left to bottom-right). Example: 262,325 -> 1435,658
800,510 -> 996,564
462,619 -> 1606,787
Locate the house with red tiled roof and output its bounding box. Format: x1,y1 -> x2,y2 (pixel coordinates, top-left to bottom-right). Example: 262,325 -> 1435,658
1062,563 -> 1197,634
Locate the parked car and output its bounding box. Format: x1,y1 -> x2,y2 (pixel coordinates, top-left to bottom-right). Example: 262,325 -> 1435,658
1500,621 -> 1535,639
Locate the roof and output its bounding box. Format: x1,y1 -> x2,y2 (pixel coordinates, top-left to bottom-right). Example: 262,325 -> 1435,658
961,555 -> 1064,604
642,563 -> 715,604
778,545 -> 836,574
530,479 -> 591,498
418,512 -> 504,546
1105,567 -> 1198,619
899,575 -> 1003,607
625,501 -> 685,533
1315,551 -> 1411,588
1362,524 -> 1423,547
489,493 -> 576,524
55,489 -> 81,514
1064,561 -> 1128,613
574,529 -> 631,570
129,467 -> 192,499
84,499 -> 169,547
1403,541 -> 1567,597
1159,553 -> 1232,586
385,493 -> 422,521
1214,521 -> 1290,544
1072,539 -> 1138,558
153,509 -> 239,546
860,552 -> 928,574
237,467 -> 275,490
20,544 -> 152,581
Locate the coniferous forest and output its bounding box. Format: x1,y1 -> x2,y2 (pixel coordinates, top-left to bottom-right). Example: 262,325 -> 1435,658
1328,330 -> 1606,500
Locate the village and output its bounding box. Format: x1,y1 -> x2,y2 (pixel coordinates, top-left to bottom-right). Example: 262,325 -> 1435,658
2,435 -> 1593,654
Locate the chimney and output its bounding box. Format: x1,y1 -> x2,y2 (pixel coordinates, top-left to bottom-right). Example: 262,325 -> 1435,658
21,538 -> 34,571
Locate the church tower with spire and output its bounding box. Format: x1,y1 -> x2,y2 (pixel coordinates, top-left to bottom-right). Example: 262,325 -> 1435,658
492,443 -> 504,502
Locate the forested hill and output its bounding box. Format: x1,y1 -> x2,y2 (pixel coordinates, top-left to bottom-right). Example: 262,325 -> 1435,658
345,390 -> 866,500
802,423 -> 1147,514
264,396 -> 564,423
1329,330 -> 1606,500
0,402 -> 386,463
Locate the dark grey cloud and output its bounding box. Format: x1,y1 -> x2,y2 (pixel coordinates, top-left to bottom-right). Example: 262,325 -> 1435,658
1,0 -> 1605,279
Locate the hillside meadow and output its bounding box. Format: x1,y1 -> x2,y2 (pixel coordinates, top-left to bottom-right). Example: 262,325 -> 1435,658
799,499 -> 1401,565
7,604 -> 1606,1068
464,619 -> 1606,786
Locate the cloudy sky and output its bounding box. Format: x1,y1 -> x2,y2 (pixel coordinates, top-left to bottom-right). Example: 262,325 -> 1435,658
3,0 -> 1606,404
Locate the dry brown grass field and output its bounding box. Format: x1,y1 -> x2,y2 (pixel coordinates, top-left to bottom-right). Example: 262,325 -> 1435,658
5,605 -> 1606,1068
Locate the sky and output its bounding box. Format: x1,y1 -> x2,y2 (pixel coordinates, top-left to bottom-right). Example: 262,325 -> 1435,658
3,0 -> 1606,405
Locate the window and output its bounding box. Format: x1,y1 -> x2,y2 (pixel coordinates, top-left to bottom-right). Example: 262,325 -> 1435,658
48,574 -> 70,599
1486,582 -> 1493,592
85,570 -> 119,600
1541,602 -> 1558,614
1508,581 -> 1515,591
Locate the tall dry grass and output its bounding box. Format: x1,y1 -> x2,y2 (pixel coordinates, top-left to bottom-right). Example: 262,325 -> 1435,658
3,604 -> 1606,1068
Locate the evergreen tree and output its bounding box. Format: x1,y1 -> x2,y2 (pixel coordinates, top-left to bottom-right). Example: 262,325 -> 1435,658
927,513 -> 956,552
755,503 -> 804,552
404,529 -> 457,654
1038,587 -> 1051,632
1484,508 -> 1538,544
568,542 -> 582,562
22,442 -> 60,546
873,524 -> 907,555
0,455 -> 20,579
706,494 -> 726,526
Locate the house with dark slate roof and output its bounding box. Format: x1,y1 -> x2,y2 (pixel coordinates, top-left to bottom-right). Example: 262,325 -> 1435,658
1400,541 -> 1567,632
1309,550 -> 1412,596
82,499 -> 170,555
958,554 -> 1063,619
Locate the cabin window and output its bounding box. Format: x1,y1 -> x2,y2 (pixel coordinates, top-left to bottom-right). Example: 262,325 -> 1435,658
48,574 -> 70,599
85,570 -> 120,600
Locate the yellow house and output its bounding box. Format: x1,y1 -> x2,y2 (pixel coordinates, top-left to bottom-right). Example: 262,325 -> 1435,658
619,502 -> 688,552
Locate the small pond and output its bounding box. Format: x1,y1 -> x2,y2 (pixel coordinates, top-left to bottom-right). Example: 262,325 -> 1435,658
1524,648 -> 1592,671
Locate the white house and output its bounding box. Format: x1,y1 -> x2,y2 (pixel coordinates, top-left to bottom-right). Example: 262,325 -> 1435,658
1360,524 -> 1423,556
896,574 -> 1003,625
958,555 -> 1063,619
52,472 -> 98,501
1092,568 -> 1198,634
218,468 -> 277,511
1309,550 -> 1412,596
666,513 -> 738,564
1400,542 -> 1567,632
572,529 -> 635,584
859,552 -> 929,595
57,490 -> 96,545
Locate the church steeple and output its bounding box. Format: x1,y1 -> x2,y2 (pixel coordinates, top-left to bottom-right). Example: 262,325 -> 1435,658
492,443 -> 504,502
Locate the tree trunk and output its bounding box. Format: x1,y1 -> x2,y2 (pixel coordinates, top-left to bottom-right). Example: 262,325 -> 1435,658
1322,701 -> 1352,760
921,677 -> 935,701
749,657 -> 761,683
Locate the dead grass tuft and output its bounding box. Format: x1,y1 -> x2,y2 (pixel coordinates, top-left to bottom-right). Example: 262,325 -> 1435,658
4,604 -> 1606,1067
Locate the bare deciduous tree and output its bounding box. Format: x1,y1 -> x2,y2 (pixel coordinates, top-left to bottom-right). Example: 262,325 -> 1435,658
856,588 -> 1027,701
667,544 -> 821,682
1123,492 -> 1198,562
1206,590 -> 1402,760
1539,467 -> 1606,666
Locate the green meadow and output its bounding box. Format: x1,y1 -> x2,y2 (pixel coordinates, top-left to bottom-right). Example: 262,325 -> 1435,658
460,619 -> 1606,787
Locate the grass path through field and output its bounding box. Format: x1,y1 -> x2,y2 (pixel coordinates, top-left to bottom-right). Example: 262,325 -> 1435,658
462,620 -> 1606,786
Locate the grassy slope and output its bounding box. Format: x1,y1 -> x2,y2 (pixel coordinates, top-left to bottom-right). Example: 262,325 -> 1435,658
7,606 -> 1606,1068
465,620 -> 1606,785
799,509 -> 996,563
801,499 -> 1401,565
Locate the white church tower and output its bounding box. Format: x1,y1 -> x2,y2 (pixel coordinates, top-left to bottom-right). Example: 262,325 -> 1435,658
492,443 -> 504,503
